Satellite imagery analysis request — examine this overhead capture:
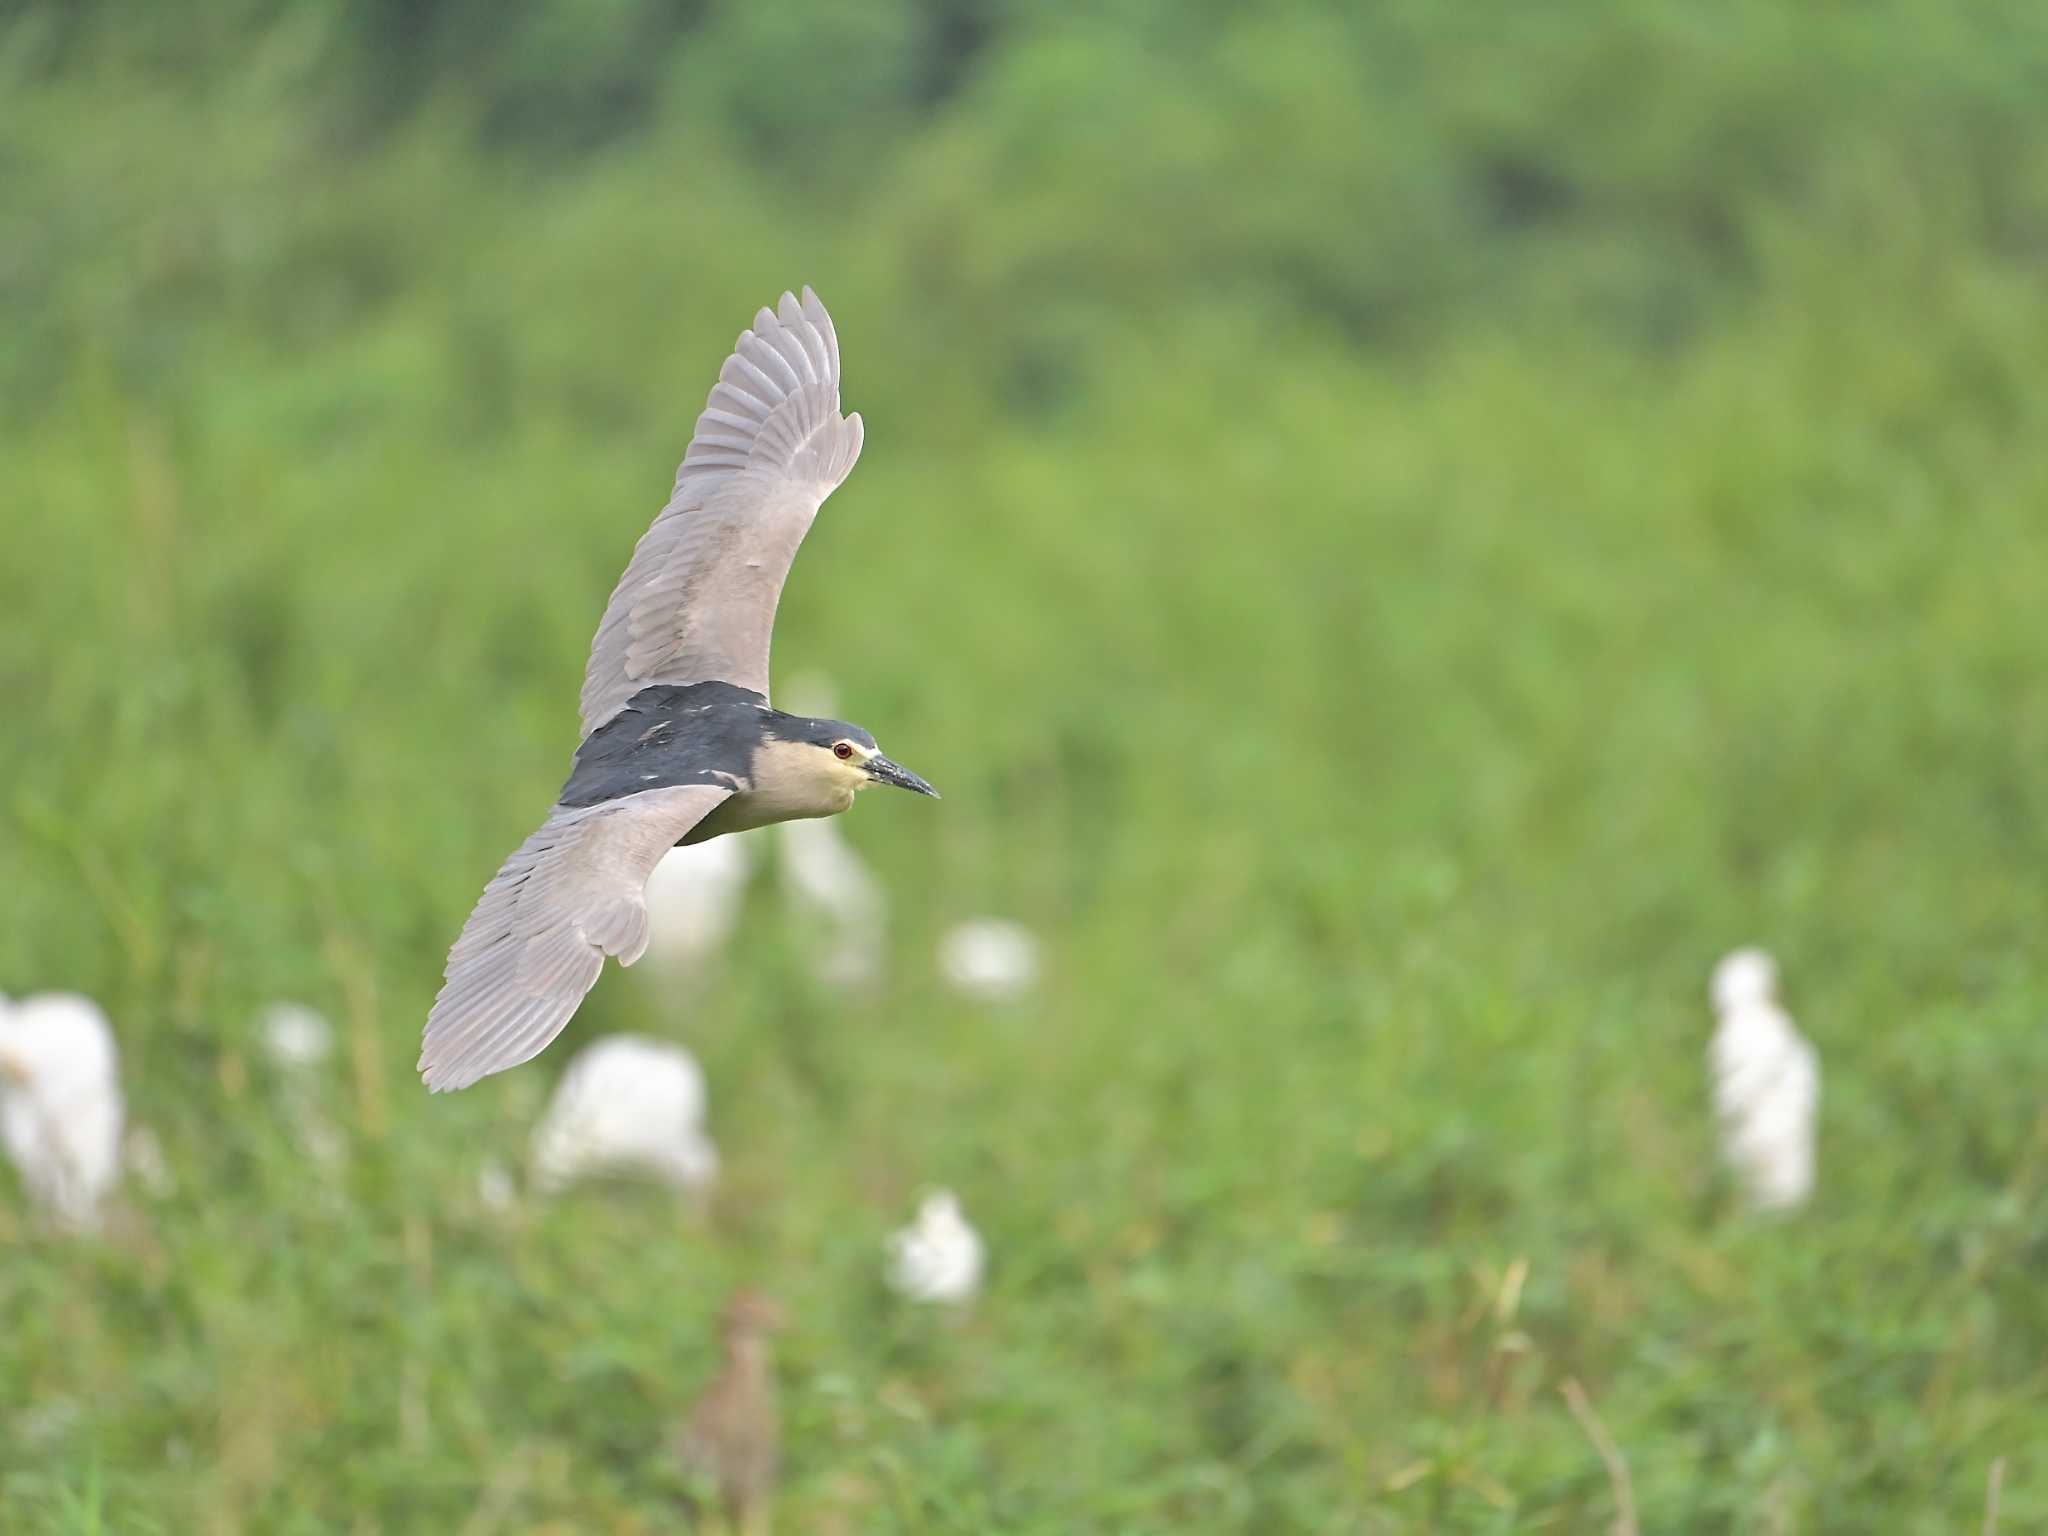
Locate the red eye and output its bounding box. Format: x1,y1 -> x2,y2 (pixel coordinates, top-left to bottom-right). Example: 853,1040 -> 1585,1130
834,742 -> 854,760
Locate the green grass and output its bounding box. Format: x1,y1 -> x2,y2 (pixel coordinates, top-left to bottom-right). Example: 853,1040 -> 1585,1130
4,3 -> 2048,1530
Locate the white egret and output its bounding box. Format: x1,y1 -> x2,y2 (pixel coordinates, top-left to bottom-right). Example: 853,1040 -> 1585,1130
937,919 -> 1041,1004
1708,948 -> 1820,1212
0,993 -> 125,1232
886,1188 -> 985,1304
529,1035 -> 719,1194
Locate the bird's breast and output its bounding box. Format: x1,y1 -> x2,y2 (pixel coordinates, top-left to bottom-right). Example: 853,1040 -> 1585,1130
685,780 -> 851,845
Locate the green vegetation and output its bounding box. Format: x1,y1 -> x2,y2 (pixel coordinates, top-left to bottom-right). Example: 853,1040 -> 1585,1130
4,1 -> 2047,1529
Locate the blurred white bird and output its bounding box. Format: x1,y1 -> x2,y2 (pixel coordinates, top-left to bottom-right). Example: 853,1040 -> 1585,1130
529,1035 -> 719,1194
1710,947 -> 1779,1018
0,993 -> 125,1232
257,1001 -> 345,1169
767,672 -> 889,989
779,815 -> 887,989
886,1189 -> 985,1304
123,1124 -> 174,1199
259,1001 -> 335,1070
937,919 -> 1041,1004
643,836 -> 757,977
476,1157 -> 519,1214
1708,948 -> 1820,1212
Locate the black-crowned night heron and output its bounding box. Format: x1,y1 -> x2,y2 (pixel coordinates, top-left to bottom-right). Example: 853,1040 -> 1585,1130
419,288 -> 937,1092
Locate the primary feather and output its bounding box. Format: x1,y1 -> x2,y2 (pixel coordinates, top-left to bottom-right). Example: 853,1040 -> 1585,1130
420,785 -> 731,1091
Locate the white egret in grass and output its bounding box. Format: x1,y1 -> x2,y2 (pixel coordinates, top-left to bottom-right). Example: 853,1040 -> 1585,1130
886,1189 -> 985,1304
937,919 -> 1041,1003
258,1001 -> 345,1169
1708,948 -> 1819,1212
123,1124 -> 174,1199
779,815 -> 887,989
529,1035 -> 719,1194
259,1001 -> 335,1070
773,673 -> 887,988
0,993 -> 125,1233
1710,947 -> 1779,1018
476,1157 -> 519,1214
643,834 -> 757,978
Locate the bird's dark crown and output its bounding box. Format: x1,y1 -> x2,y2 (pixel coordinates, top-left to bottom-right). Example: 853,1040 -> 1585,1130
763,713 -> 877,752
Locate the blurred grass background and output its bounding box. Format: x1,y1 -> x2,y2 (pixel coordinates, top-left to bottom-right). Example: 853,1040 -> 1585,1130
4,0 -> 2048,1529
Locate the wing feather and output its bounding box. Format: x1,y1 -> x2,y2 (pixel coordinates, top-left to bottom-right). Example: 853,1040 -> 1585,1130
419,785 -> 731,1091
578,286 -> 861,734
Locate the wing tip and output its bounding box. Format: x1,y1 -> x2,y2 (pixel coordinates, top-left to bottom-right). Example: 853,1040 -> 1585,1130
418,1057 -> 466,1092
838,410 -> 865,479
770,284 -> 839,382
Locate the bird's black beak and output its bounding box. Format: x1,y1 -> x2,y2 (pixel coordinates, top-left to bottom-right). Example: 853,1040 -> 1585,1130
867,754 -> 940,798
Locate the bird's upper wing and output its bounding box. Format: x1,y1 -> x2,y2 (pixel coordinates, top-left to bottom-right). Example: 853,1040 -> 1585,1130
579,287 -> 863,735
419,784 -> 732,1091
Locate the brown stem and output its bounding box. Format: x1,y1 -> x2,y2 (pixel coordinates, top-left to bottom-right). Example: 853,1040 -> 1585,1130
1560,1377 -> 1639,1536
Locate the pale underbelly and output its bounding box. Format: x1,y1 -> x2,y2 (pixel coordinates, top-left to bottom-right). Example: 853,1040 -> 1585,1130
681,788 -> 847,845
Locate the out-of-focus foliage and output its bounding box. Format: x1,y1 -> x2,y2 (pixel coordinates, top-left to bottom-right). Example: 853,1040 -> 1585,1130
3,1 -> 2047,1531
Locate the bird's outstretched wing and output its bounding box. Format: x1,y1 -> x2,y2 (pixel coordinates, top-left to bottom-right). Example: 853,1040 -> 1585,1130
420,784 -> 732,1091
579,287 -> 863,735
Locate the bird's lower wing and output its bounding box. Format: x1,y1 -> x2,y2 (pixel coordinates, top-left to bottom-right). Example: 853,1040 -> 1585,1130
420,784 -> 732,1091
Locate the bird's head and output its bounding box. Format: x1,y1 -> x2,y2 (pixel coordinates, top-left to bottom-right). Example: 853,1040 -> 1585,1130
1710,947 -> 1779,1017
723,1289 -> 787,1337
0,999 -> 25,1088
773,716 -> 940,806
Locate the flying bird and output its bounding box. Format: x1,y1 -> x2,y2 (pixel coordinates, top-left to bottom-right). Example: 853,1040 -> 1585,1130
420,289 -> 938,1091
